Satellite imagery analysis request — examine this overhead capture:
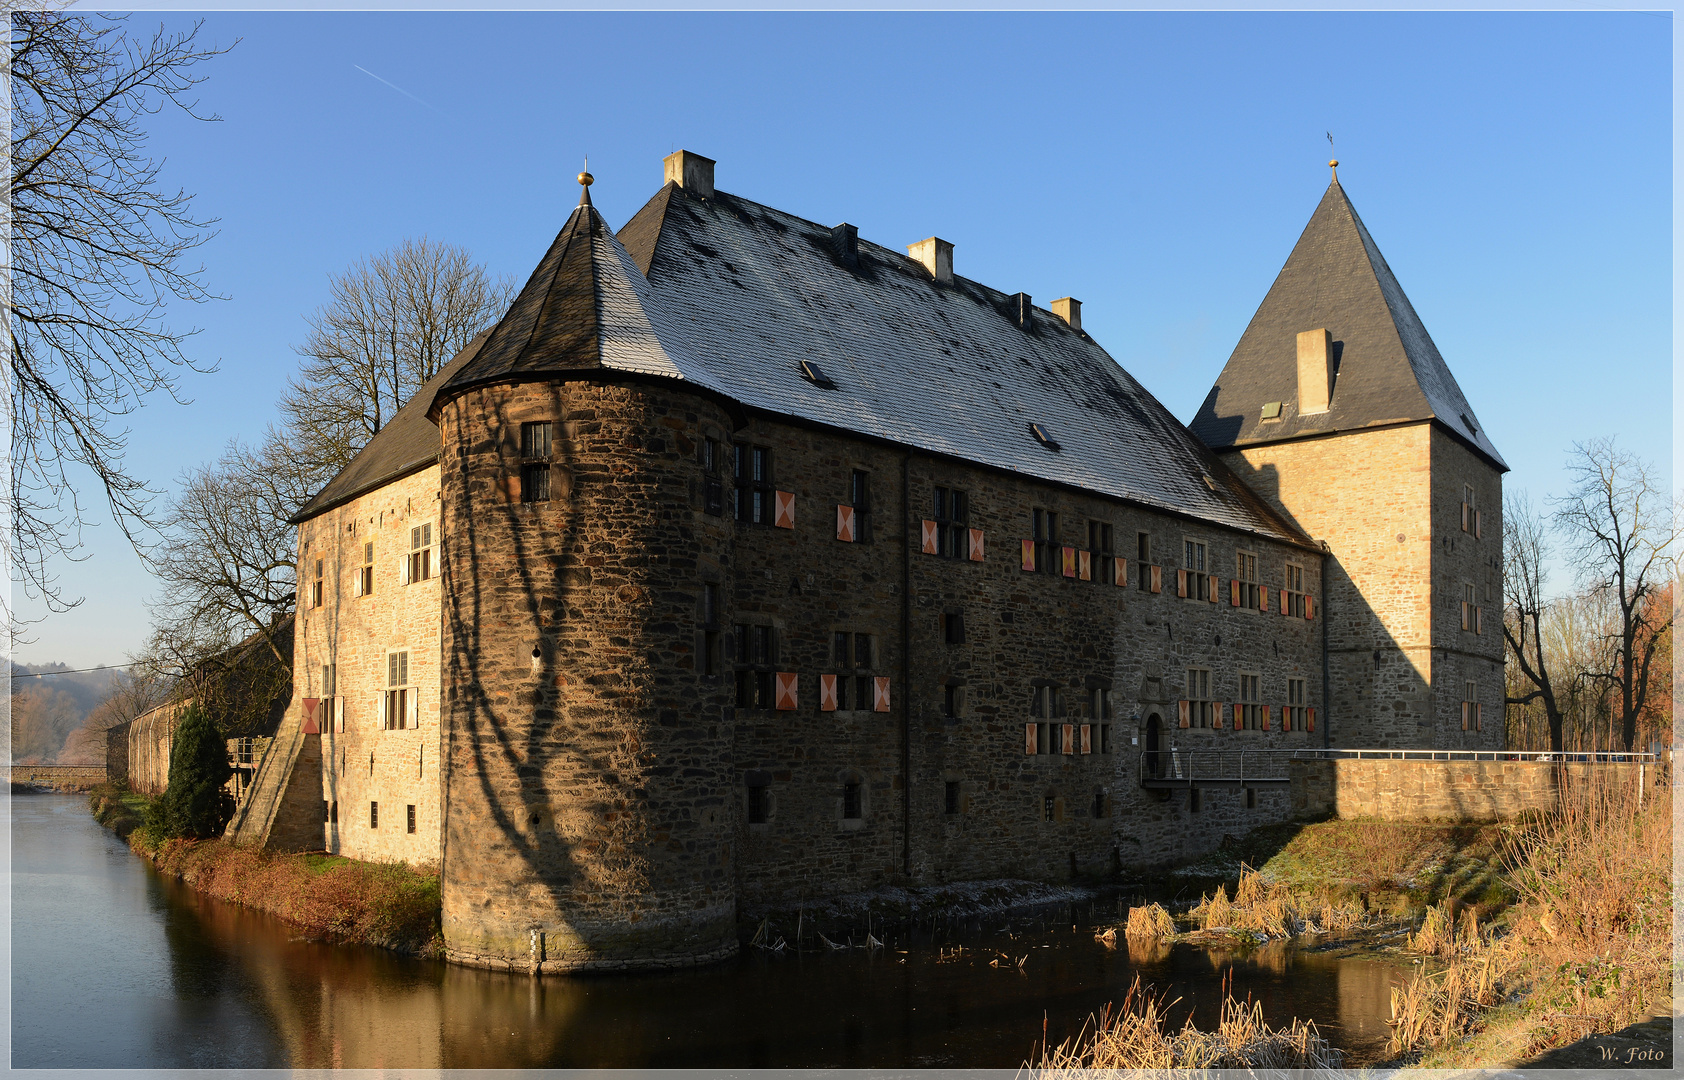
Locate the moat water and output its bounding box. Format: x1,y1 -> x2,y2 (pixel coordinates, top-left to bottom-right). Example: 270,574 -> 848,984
13,793 -> 1408,1068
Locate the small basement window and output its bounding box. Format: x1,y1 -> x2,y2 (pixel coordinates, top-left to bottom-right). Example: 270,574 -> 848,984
798,359 -> 835,388
1029,422 -> 1061,451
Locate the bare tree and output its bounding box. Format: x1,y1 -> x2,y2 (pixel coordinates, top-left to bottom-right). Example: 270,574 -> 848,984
1504,492 -> 1570,751
278,237 -> 513,477
9,12 -> 232,614
1554,438 -> 1676,751
149,428 -> 311,667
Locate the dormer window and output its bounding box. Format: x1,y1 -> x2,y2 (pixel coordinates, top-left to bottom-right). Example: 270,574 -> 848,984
1029,422 -> 1061,451
798,359 -> 835,388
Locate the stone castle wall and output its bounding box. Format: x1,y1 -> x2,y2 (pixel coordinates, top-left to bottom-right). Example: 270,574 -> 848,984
437,378 -> 740,973
1291,757 -> 1646,821
1428,427 -> 1505,751
292,464 -> 446,865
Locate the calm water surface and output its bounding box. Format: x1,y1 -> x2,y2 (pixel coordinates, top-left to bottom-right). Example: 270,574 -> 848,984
13,793 -> 1407,1068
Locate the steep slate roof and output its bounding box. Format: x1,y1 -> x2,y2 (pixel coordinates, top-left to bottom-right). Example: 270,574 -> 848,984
433,175 -> 1313,548
1190,177 -> 1507,472
292,330 -> 490,522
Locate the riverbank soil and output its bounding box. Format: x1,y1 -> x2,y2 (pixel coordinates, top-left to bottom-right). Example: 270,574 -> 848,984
88,782 -> 442,955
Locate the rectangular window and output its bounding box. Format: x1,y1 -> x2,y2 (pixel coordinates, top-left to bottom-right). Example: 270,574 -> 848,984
851,470 -> 872,542
842,782 -> 862,820
385,650 -> 410,731
701,438 -> 724,516
1236,550 -> 1260,609
1187,667 -> 1212,728
945,781 -> 960,815
521,422 -> 552,503
1088,521 -> 1114,586
311,558 -> 324,608
1284,561 -> 1306,617
735,623 -> 778,710
1183,539 -> 1209,600
408,523 -> 433,583
1033,509 -> 1059,575
1462,582 -> 1481,634
1463,679 -> 1481,731
1093,791 -> 1109,818
734,444 -> 773,524
321,663 -> 336,698
370,801 -> 379,830
829,631 -> 874,710
935,486 -> 968,558
360,541 -> 375,597
1287,677 -> 1307,732
1099,724 -> 1112,754
943,683 -> 960,718
1238,672 -> 1261,730
329,800 -> 338,825
1462,484 -> 1475,533
747,782 -> 769,824
701,583 -> 720,678
943,611 -> 965,644
407,804 -> 416,834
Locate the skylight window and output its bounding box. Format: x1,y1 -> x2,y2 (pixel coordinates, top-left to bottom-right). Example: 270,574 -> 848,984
1459,412 -> 1478,435
798,359 -> 835,388
1260,401 -> 1282,420
1029,422 -> 1061,451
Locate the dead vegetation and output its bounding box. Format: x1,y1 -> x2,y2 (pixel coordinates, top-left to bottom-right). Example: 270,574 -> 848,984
1030,975 -> 1345,1072
1187,867 -> 1369,940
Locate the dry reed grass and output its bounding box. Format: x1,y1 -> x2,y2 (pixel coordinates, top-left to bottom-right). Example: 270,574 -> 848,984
1123,903 -> 1176,939
1189,867 -> 1368,939
1031,975 -> 1345,1072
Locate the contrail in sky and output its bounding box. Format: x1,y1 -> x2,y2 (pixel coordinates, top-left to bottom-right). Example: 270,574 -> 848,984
355,65 -> 437,111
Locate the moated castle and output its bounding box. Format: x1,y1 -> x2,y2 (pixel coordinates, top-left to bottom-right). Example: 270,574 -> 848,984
226,151 -> 1506,972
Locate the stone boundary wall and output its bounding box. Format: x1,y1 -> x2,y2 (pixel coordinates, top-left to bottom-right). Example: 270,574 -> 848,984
1291,758 -> 1651,821
128,701 -> 185,794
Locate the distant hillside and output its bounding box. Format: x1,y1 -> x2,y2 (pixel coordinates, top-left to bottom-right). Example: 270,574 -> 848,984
10,663 -> 126,764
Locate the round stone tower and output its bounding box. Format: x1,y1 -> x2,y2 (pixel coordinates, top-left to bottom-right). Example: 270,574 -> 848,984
428,180 -> 740,971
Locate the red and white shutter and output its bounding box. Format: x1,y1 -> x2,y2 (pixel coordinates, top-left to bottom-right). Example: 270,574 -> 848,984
1260,587 -> 1269,613
1080,724 -> 1092,754
1078,550 -> 1092,581
1230,579 -> 1240,606
301,697 -> 321,735
1305,596 -> 1314,620
1474,606 -> 1482,634
923,521 -> 940,555
873,677 -> 891,713
1306,707 -> 1316,733
1024,724 -> 1038,755
774,491 -> 795,529
968,528 -> 985,562
1474,509 -> 1483,539
1461,502 -> 1470,532
334,698 -> 345,734
1261,704 -> 1271,732
1021,539 -> 1036,572
836,505 -> 856,542
1213,702 -> 1226,731
1150,565 -> 1162,593
1176,569 -> 1188,597
1178,699 -> 1191,728
1062,724 -> 1075,754
819,674 -> 838,712
1279,588 -> 1288,614
1114,558 -> 1127,587
775,672 -> 799,710
1062,546 -> 1077,578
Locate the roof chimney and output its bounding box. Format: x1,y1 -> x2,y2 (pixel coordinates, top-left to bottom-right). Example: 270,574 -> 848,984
1051,297 -> 1081,332
907,237 -> 953,284
1296,328 -> 1333,414
1009,292 -> 1033,328
830,223 -> 860,269
663,150 -> 715,198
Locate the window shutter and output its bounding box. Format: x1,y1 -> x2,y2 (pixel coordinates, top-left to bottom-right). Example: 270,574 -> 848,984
1461,502 -> 1469,532
1213,702 -> 1225,731
1306,707 -> 1315,733
1025,723 -> 1038,755
873,677 -> 891,713
923,521 -> 940,555
1280,705 -> 1291,733
301,697 -> 320,735
1061,723 -> 1075,754
399,556 -> 410,586
1020,539 -> 1036,572
376,693 -> 387,731
408,692 -> 420,729
1261,704 -> 1271,732
1461,702 -> 1470,730
1078,550 -> 1091,581
836,505 -> 855,542
1475,606 -> 1482,634
1080,724 -> 1092,754
819,674 -> 837,712
968,528 -> 985,562
352,571 -> 363,598
1150,565 -> 1162,593
1208,574 -> 1219,602
774,491 -> 795,529
1305,596 -> 1314,620
1230,579 -> 1240,606
1115,558 -> 1127,587
1062,546 -> 1077,578
334,698 -> 345,734
1260,587 -> 1269,612
1279,588 -> 1288,614
1476,703 -> 1483,731
1460,601 -> 1470,631
1178,699 -> 1190,728
1176,569 -> 1188,597
1474,509 -> 1482,539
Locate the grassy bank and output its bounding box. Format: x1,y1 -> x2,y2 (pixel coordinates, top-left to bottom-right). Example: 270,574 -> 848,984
89,782 -> 442,957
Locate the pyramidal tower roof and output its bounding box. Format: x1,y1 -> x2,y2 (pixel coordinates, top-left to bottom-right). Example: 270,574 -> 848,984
432,176 -> 716,407
1191,174 -> 1507,471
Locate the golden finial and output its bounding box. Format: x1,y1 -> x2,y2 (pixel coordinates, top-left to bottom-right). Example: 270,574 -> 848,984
1329,158 -> 1339,181
577,158 -> 594,206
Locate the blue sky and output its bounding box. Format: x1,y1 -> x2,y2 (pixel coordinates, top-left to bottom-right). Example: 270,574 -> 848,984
15,11 -> 1672,668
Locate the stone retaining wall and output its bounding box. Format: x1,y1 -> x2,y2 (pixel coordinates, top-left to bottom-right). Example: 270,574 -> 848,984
1291,758 -> 1651,821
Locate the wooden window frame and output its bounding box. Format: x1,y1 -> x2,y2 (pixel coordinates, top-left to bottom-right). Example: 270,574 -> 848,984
1186,666 -> 1213,728
520,421 -> 553,503
1182,537 -> 1209,601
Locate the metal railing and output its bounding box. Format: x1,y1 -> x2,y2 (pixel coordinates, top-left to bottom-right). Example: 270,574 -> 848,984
1138,747 -> 1661,787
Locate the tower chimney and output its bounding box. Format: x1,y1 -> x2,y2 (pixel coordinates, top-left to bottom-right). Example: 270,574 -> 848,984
906,237 -> 953,284
1296,328 -> 1333,414
1051,297 -> 1081,332
663,150 -> 715,198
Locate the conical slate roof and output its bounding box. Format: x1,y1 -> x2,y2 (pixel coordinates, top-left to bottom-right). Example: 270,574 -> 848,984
433,186 -> 715,399
1190,177 -> 1507,471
